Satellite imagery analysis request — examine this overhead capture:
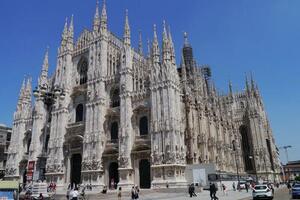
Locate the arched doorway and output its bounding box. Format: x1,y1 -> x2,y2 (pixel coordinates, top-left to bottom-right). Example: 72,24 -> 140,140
139,159 -> 151,188
71,154 -> 82,185
109,162 -> 119,189
239,125 -> 254,171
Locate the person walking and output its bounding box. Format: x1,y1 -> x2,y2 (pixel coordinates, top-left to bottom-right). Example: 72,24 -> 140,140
245,182 -> 249,193
117,187 -> 122,200
209,182 -> 219,200
188,184 -> 193,197
232,182 -> 236,191
191,184 -> 197,197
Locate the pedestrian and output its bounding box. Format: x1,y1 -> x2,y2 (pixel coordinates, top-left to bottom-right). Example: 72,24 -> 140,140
135,185 -> 140,199
38,193 -> 44,200
131,186 -> 135,200
72,187 -> 79,200
287,182 -> 292,193
209,182 -> 219,200
232,182 -> 236,191
101,185 -> 107,194
222,184 -> 226,195
188,184 -> 193,197
117,187 -> 122,200
191,184 -> 197,197
245,182 -> 249,193
111,178 -> 115,189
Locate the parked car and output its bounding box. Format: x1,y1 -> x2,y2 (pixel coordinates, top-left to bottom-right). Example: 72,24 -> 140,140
292,184 -> 300,199
252,184 -> 273,200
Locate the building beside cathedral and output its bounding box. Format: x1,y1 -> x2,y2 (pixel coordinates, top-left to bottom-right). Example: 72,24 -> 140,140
0,124 -> 12,179
5,1 -> 281,190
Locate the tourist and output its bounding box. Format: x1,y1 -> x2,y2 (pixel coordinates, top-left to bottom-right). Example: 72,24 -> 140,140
135,185 -> 140,199
188,184 -> 193,197
287,182 -> 292,193
111,178 -> 115,189
101,185 -> 107,194
38,193 -> 44,200
222,183 -> 227,196
72,187 -> 79,200
232,182 -> 236,191
188,183 -> 197,197
209,182 -> 219,200
245,182 -> 249,193
131,186 -> 136,200
117,187 -> 122,200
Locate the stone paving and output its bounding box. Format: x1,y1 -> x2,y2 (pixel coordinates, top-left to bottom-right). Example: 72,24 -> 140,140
55,189 -> 252,200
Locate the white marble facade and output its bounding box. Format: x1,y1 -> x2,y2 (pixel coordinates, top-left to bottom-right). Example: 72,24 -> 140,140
5,1 -> 281,190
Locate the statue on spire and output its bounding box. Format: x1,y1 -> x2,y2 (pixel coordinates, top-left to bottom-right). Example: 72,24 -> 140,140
93,0 -> 100,32
123,9 -> 130,46
138,30 -> 143,55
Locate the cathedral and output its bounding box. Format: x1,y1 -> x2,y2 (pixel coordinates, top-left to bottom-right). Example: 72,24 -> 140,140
5,1 -> 281,190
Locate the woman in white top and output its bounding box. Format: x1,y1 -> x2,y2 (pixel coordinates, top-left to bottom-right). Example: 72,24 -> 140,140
72,187 -> 79,200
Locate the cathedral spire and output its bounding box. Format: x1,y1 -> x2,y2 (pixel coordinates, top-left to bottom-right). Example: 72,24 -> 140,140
147,38 -> 151,58
162,20 -> 170,64
250,72 -> 256,91
162,20 -> 168,42
123,9 -> 131,46
183,32 -> 191,47
245,74 -> 251,95
69,14 -> 74,40
152,24 -> 160,64
18,78 -> 26,101
93,0 -> 100,32
138,30 -> 143,55
228,80 -> 233,96
181,53 -> 187,81
168,25 -> 176,65
39,47 -> 49,87
100,0 -> 107,33
25,77 -> 32,101
62,17 -> 68,41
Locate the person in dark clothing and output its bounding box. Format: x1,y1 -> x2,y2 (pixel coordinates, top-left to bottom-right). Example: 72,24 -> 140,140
188,184 -> 196,197
188,184 -> 192,197
245,182 -> 249,193
131,186 -> 135,200
209,183 -> 219,200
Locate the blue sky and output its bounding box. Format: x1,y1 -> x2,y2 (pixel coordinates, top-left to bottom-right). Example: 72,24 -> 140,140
0,0 -> 299,163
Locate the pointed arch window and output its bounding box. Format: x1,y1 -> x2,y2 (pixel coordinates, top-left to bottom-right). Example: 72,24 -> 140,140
78,58 -> 88,85
139,116 -> 148,135
75,104 -> 84,122
111,122 -> 118,140
110,89 -> 120,107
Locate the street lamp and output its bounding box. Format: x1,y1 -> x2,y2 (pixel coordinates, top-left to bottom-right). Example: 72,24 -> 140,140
249,155 -> 258,183
279,145 -> 292,164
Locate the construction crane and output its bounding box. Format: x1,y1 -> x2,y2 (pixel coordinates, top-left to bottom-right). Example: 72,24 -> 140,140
279,145 -> 292,164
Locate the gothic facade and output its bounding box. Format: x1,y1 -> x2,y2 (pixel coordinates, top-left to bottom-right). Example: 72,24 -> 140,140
5,1 -> 281,190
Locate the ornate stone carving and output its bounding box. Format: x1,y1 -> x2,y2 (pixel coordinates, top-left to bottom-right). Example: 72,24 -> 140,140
5,168 -> 17,176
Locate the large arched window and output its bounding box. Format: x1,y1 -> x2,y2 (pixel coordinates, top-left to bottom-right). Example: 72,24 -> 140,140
78,58 -> 88,85
111,122 -> 118,140
111,89 -> 120,107
75,104 -> 84,122
139,116 -> 148,135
